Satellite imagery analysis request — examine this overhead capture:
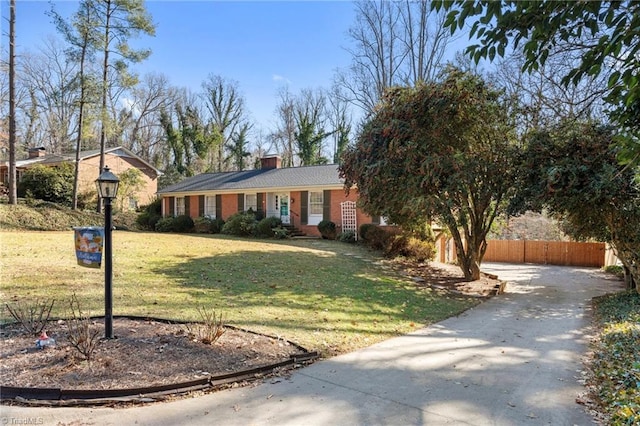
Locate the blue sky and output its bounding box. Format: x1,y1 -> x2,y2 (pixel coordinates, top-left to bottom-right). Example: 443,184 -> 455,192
7,1 -> 359,131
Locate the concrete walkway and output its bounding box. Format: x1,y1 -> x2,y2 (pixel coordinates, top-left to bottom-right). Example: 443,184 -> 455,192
1,264 -> 623,425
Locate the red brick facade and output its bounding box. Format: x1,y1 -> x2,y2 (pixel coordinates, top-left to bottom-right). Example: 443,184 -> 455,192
164,187 -> 377,238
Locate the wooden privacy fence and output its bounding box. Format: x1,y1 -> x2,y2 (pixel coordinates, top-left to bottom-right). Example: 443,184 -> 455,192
483,240 -> 605,267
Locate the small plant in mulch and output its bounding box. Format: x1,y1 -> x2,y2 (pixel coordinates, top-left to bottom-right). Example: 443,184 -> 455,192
183,307 -> 226,345
4,298 -> 54,335
66,293 -> 101,364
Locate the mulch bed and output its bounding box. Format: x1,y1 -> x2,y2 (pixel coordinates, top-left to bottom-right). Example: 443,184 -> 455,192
1,317 -> 308,396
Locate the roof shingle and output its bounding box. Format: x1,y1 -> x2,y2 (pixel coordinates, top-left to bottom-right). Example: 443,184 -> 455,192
158,164 -> 344,194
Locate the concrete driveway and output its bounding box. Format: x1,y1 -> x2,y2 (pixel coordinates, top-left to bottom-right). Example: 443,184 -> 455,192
1,263 -> 623,425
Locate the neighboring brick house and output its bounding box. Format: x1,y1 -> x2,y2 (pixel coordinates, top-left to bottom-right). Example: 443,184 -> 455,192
157,156 -> 384,237
0,146 -> 161,208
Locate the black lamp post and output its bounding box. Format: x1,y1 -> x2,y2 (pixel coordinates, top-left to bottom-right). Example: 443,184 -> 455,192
95,166 -> 119,339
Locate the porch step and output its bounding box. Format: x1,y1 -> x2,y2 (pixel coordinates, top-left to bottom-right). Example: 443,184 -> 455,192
283,224 -> 306,237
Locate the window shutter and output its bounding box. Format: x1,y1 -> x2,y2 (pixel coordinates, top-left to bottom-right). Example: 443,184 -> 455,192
215,195 -> 222,219
237,193 -> 244,212
300,191 -> 308,225
323,190 -> 331,221
257,193 -> 264,217
184,196 -> 190,216
168,197 -> 175,216
372,216 -> 380,225
199,195 -> 205,217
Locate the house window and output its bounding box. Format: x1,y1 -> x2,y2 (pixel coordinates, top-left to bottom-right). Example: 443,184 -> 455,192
176,197 -> 185,216
245,193 -> 257,212
308,191 -> 324,226
204,195 -> 216,218
309,191 -> 323,215
128,197 -> 138,211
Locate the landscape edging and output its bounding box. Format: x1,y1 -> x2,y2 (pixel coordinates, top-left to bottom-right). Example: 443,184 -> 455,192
0,315 -> 319,406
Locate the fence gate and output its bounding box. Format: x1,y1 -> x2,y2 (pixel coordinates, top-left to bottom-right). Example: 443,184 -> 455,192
341,201 -> 357,240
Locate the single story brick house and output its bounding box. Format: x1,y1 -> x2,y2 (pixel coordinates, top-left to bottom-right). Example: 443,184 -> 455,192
1,146 -> 161,209
157,156 -> 383,237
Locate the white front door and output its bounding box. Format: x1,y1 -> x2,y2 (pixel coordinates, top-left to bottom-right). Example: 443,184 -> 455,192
277,193 -> 290,224
268,193 -> 290,225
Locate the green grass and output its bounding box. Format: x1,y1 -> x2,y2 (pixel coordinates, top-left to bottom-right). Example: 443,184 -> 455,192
591,291 -> 640,425
0,231 -> 478,357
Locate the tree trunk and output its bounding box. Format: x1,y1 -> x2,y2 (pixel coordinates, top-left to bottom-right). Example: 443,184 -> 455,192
623,265 -> 638,293
458,253 -> 481,281
8,0 -> 17,205
615,242 -> 639,293
451,231 -> 481,281
72,41 -> 88,211
97,0 -> 113,212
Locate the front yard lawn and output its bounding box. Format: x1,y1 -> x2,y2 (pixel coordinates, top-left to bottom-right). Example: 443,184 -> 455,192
0,231 -> 479,357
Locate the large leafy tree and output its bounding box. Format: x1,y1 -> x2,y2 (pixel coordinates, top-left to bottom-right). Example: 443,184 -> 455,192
434,0 -> 640,167
18,163 -> 75,206
340,69 -> 518,280
513,121 -> 639,292
115,167 -> 144,211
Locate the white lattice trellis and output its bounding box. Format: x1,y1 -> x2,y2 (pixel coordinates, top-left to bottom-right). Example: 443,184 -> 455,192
341,201 -> 358,240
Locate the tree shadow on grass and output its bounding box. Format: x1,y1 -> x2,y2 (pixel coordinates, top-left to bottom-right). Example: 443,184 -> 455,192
149,246 -> 478,355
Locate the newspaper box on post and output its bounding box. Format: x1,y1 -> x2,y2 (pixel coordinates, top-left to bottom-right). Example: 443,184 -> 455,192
73,226 -> 104,268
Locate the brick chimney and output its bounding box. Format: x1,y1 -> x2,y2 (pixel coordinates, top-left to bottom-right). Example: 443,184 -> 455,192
28,147 -> 46,159
260,155 -> 282,169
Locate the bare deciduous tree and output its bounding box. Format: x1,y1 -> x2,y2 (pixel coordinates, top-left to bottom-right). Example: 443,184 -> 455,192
397,0 -> 450,85
270,86 -> 296,168
201,75 -> 247,172
294,88 -> 332,166
337,0 -> 454,116
120,72 -> 173,161
20,39 -> 79,154
160,87 -> 220,178
491,50 -> 608,136
327,85 -> 352,164
227,122 -> 252,171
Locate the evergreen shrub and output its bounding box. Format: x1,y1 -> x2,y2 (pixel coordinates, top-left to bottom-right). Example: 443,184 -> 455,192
155,217 -> 175,232
255,216 -> 283,238
173,215 -> 195,232
318,220 -> 337,240
338,230 -> 356,243
221,212 -> 257,236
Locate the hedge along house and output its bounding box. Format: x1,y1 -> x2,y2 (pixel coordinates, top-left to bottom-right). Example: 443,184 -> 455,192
0,146 -> 161,209
157,156 -> 380,237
